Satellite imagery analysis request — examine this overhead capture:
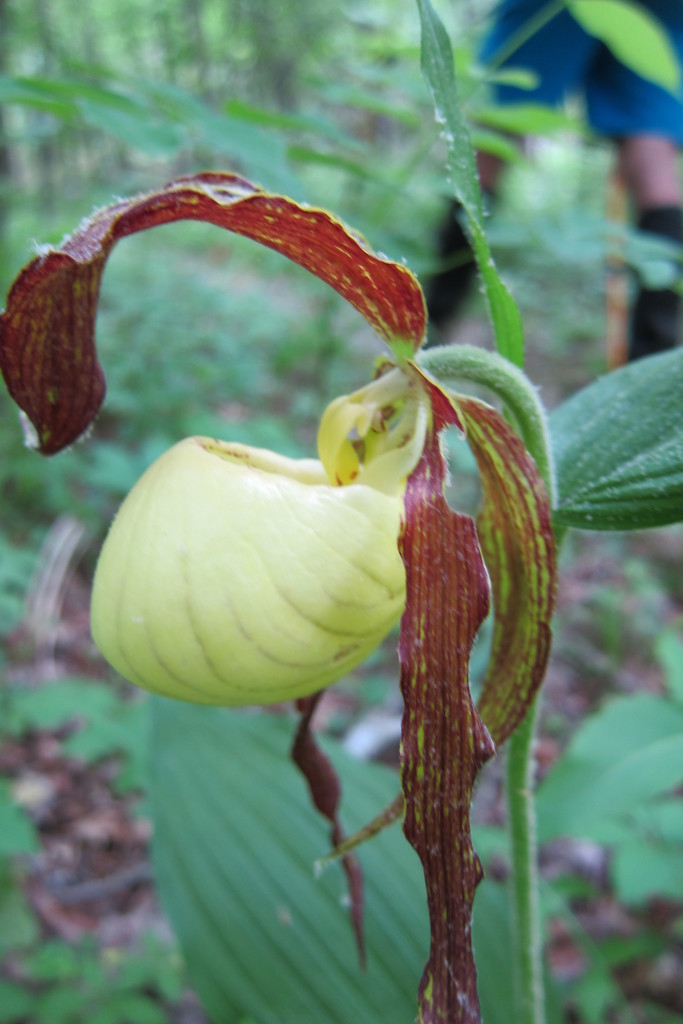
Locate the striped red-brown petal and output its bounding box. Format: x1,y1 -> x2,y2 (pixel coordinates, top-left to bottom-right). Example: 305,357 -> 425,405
457,395 -> 556,744
398,384 -> 494,1024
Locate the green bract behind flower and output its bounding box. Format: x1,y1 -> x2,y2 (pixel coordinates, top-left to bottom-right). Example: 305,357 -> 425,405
91,436 -> 406,706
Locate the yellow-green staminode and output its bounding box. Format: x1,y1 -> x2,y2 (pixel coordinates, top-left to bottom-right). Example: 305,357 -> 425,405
91,435 -> 407,705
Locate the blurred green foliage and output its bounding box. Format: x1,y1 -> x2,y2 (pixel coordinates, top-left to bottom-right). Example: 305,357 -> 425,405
537,628 -> 683,890
0,934 -> 184,1024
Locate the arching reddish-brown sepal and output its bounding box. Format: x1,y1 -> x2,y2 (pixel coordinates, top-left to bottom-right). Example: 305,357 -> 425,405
0,172 -> 426,454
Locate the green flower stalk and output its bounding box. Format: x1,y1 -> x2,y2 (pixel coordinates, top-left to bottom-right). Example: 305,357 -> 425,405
0,172 -> 556,1024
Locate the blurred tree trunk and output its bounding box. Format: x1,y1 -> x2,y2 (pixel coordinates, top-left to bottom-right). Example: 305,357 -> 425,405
64,0 -> 103,181
31,0 -> 59,210
182,0 -> 210,95
0,0 -> 11,275
72,0 -> 99,68
113,2 -> 146,77
156,4 -> 180,84
251,7 -> 296,108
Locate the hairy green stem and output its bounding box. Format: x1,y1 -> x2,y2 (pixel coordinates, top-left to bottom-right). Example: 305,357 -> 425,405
506,701 -> 545,1024
418,343 -> 555,1024
418,344 -> 556,504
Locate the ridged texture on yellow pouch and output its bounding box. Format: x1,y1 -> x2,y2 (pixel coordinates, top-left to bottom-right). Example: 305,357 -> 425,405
91,436 -> 406,705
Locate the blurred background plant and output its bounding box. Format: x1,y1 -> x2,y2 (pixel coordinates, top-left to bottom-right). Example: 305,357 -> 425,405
1,1 -> 682,1022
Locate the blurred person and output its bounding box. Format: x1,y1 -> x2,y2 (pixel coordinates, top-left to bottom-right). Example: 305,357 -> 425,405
427,0 -> 683,361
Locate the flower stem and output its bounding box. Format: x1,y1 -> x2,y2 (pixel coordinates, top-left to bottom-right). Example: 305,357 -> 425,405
418,343 -> 555,1024
507,701 -> 545,1024
417,344 -> 556,506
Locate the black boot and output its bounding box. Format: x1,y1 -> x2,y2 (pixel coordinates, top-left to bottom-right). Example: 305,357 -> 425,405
425,199 -> 479,340
629,206 -> 682,361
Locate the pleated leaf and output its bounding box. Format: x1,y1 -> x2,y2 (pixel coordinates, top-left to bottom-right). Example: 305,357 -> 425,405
0,172 -> 426,455
148,700 -> 519,1024
149,701 -> 429,1024
550,347 -> 683,531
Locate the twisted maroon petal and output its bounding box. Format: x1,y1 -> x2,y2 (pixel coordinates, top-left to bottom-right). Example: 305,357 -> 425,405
398,381 -> 495,1024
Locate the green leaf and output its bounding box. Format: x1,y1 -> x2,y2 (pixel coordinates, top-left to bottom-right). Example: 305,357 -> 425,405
0,781 -> 39,856
34,985 -> 87,1024
656,628 -> 683,704
489,68 -> 540,91
470,881 -> 515,1024
25,940 -> 84,981
63,695 -> 148,793
633,799 -> 683,843
597,798 -> 683,905
149,702 -> 429,1024
3,75 -> 138,111
596,932 -> 666,969
613,837 -> 683,904
475,875 -> 564,1024
0,74 -> 76,118
536,693 -> 683,841
0,867 -> 39,954
224,98 -> 362,148
416,0 -> 524,366
570,964 -> 620,1024
569,0 -> 681,93
91,993 -> 167,1024
0,530 -> 39,638
625,226 -> 683,288
0,980 -> 35,1023
5,677 -> 121,735
540,880 -> 634,1024
5,678 -> 148,794
471,128 -> 524,165
121,78 -> 299,196
286,144 -> 394,186
475,103 -> 579,137
148,704 -> 524,1024
77,100 -> 183,157
115,934 -> 183,1002
550,347 -> 683,531
149,702 -> 526,1024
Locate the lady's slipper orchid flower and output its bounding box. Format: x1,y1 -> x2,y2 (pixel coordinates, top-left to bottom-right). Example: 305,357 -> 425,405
91,367 -> 428,706
0,172 -> 556,1024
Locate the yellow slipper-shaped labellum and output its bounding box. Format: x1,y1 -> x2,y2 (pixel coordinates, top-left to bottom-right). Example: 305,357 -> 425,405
91,436 -> 406,705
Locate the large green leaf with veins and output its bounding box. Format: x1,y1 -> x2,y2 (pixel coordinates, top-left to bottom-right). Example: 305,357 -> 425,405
550,347 -> 683,531
149,701 -> 518,1024
149,702 -> 426,1024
